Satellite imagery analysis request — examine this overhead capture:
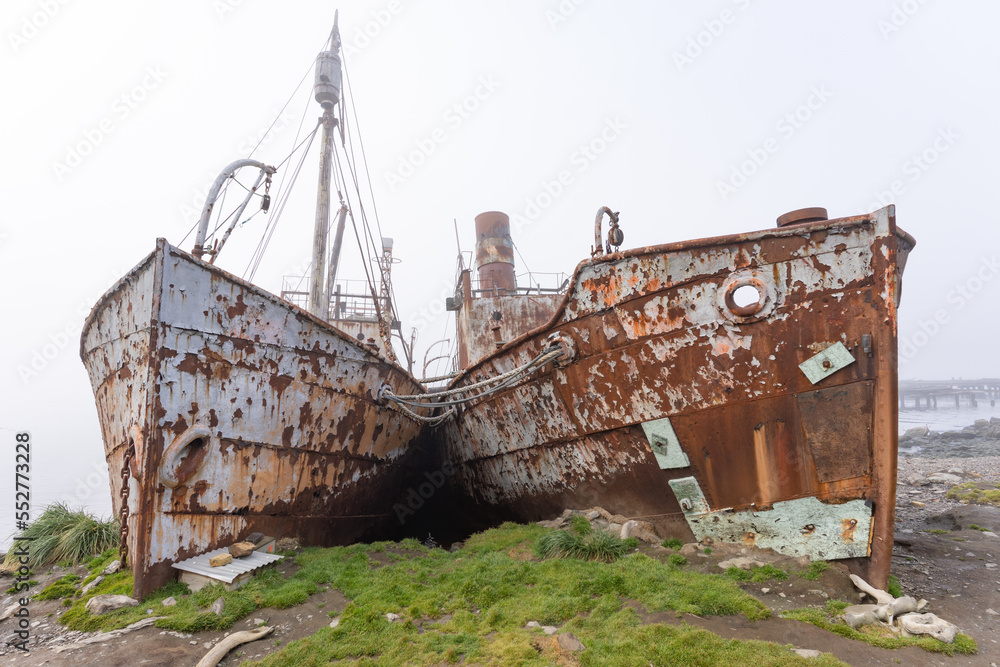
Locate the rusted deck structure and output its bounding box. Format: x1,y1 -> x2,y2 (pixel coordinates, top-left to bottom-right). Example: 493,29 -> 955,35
441,205 -> 914,588
80,239 -> 427,598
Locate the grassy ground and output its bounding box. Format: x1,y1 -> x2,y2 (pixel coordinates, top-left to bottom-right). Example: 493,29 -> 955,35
947,481 -> 1000,505
31,521 -> 979,665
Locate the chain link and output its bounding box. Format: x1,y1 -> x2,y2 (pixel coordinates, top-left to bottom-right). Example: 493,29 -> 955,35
118,448 -> 133,568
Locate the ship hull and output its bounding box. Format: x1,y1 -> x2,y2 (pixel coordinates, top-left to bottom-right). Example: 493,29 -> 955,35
81,239 -> 425,599
441,206 -> 912,588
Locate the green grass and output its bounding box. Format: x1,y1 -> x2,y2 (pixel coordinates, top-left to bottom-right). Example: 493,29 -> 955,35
52,522 -> 780,665
946,481 -> 1000,506
781,607 -> 977,656
535,528 -> 634,563
34,574 -> 80,600
969,524 -> 988,531
2,503 -> 119,569
801,561 -> 829,581
725,564 -> 789,583
661,538 -> 683,550
887,575 -> 902,598
570,514 -> 592,536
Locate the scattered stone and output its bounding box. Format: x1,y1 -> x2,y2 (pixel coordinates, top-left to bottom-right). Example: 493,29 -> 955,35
253,618 -> 266,626
986,563 -> 997,569
761,588 -> 771,594
85,595 -> 138,615
541,625 -> 558,635
679,543 -> 700,558
910,501 -> 926,508
228,542 -> 256,558
717,557 -> 766,571
329,617 -> 340,628
102,560 -> 121,576
0,603 -> 19,621
807,589 -> 828,599
778,592 -> 787,599
210,597 -> 225,616
986,608 -> 999,616
983,531 -> 998,538
162,597 -> 177,607
586,510 -> 600,520
209,553 -> 233,567
904,426 -> 930,439
926,473 -> 962,484
80,575 -> 104,594
791,648 -> 821,658
526,621 -> 540,628
275,538 -> 299,552
557,632 -> 585,652
386,613 -> 400,622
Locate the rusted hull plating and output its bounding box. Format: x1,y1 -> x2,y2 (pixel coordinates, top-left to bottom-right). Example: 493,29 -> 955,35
80,239 -> 426,599
441,206 -> 913,588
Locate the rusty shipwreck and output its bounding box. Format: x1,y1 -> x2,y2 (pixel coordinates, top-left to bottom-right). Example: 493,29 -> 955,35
79,16 -> 435,598
433,205 -> 914,589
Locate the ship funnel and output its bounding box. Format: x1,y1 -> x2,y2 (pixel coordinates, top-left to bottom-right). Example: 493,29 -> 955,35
314,17 -> 343,109
474,211 -> 516,292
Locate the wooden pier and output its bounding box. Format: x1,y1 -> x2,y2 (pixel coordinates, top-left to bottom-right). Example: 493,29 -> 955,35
898,379 -> 1000,410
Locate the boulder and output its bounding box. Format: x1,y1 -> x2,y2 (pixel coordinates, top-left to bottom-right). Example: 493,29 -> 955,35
903,426 -> 930,439
842,604 -> 880,629
102,560 -> 121,576
925,473 -> 961,484
557,632 -> 585,652
210,597 -> 225,616
80,575 -> 104,594
228,542 -> 256,558
85,595 -> 139,615
209,553 -> 233,567
541,625 -> 557,635
161,597 -> 177,607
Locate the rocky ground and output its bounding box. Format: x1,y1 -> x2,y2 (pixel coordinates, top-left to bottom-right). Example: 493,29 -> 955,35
1,422 -> 999,666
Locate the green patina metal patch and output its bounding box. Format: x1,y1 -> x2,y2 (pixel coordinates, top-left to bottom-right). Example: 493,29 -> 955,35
798,341 -> 856,384
685,496 -> 872,560
642,417 -> 690,469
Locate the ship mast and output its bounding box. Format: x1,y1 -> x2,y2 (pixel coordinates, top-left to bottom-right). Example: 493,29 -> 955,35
308,13 -> 344,319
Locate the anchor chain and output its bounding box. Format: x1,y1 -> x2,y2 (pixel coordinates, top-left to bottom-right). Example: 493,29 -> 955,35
118,448 -> 133,568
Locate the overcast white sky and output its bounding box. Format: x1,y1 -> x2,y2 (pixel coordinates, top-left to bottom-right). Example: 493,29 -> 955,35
2,0 -> 998,520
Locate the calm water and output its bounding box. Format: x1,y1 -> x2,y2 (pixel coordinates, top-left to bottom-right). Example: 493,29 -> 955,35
4,403 -> 998,553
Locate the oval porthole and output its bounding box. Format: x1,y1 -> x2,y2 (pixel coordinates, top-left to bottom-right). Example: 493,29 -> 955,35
718,270 -> 778,323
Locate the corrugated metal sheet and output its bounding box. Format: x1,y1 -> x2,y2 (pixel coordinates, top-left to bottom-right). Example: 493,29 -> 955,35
172,548 -> 283,584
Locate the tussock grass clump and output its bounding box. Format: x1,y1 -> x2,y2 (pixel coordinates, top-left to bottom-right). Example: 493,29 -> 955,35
3,503 -> 118,569
661,537 -> 683,549
570,514 -> 592,536
535,528 -> 631,563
